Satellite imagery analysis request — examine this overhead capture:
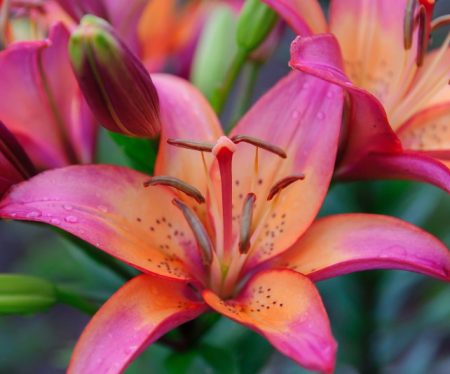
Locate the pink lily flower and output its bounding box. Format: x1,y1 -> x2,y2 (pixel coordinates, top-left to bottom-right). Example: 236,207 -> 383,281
0,22 -> 96,194
263,0 -> 450,192
0,72 -> 448,373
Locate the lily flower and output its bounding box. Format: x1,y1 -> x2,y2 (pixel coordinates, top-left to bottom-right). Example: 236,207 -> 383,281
0,72 -> 448,373
263,0 -> 450,192
0,22 -> 96,194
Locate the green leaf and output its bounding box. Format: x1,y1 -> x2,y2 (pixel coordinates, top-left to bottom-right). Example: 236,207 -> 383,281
198,343 -> 238,374
108,132 -> 159,174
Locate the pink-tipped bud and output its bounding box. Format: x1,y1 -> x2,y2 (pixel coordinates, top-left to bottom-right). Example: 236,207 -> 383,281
69,15 -> 160,138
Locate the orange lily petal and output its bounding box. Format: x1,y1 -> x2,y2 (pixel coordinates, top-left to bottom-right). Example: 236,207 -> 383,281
69,274 -> 207,374
272,214 -> 450,282
203,269 -> 336,373
262,0 -> 328,35
153,74 -> 223,196
329,0 -> 418,113
228,71 -> 343,268
390,40 -> 450,126
0,165 -> 208,281
397,103 -> 450,157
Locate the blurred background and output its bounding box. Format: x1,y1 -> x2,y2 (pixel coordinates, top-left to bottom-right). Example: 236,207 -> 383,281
0,0 -> 449,373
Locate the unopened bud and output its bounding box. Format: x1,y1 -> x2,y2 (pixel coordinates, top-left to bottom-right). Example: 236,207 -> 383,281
69,15 -> 160,138
236,0 -> 278,53
0,274 -> 57,314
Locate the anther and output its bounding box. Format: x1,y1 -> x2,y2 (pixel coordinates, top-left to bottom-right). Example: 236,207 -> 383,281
431,15 -> 450,33
267,174 -> 305,201
172,198 -> 213,264
144,176 -> 205,204
404,0 -> 417,50
231,135 -> 287,159
167,138 -> 214,152
416,5 -> 427,66
239,193 -> 256,254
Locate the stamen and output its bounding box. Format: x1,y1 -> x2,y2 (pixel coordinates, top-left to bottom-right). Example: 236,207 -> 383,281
239,193 -> 256,254
231,135 -> 287,158
167,138 -> 214,152
404,0 -> 417,50
144,176 -> 205,204
416,5 -> 427,66
431,15 -> 450,33
267,174 -> 305,201
172,198 -> 213,264
0,0 -> 11,49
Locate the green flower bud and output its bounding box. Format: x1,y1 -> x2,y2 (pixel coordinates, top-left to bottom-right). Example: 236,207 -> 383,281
236,0 -> 278,53
0,274 -> 57,314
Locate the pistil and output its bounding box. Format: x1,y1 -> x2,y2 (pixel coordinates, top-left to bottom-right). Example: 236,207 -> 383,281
212,137 -> 237,259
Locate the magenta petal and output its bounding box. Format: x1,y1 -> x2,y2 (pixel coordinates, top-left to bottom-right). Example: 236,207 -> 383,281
68,274 -> 207,374
289,34 -> 402,166
272,214 -> 450,282
0,23 -> 96,168
341,151 -> 450,193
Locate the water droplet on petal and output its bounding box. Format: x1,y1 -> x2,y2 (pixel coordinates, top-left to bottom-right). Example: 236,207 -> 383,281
63,204 -> 73,211
50,218 -> 61,225
26,210 -> 41,218
317,111 -> 325,120
326,91 -> 333,98
65,215 -> 78,223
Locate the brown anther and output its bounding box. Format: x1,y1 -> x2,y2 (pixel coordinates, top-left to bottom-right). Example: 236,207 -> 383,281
239,193 -> 256,254
430,15 -> 450,33
172,198 -> 213,264
416,5 -> 427,66
144,176 -> 205,204
404,0 -> 417,50
231,135 -> 287,159
267,174 -> 305,201
167,138 -> 214,152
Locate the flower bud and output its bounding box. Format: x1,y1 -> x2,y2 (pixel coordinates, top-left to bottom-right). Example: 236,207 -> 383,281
69,15 -> 160,138
0,274 -> 57,314
236,0 -> 278,53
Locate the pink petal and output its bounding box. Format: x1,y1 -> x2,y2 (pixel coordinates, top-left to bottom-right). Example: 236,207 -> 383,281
69,274 -> 207,374
341,151 -> 450,193
262,0 -> 327,35
228,71 -> 344,269
203,269 -> 336,373
272,214 -> 450,282
153,74 -> 223,194
289,33 -> 401,168
0,23 -> 96,169
0,165 -> 207,281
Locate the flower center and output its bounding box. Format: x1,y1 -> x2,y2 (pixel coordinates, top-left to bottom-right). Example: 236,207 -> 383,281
148,135 -> 305,298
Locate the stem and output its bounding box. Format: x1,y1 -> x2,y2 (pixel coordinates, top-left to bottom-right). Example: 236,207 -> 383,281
230,61 -> 261,128
55,285 -> 98,315
211,48 -> 249,115
58,230 -> 136,281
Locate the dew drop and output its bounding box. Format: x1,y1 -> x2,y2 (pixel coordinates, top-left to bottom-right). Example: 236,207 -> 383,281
63,204 -> 73,211
50,218 -> 61,225
317,111 -> 325,120
326,91 -> 333,98
65,215 -> 78,223
26,210 -> 41,218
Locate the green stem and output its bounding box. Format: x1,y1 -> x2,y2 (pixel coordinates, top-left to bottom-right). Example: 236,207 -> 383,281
211,48 -> 249,115
55,285 -> 98,315
229,61 -> 261,129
